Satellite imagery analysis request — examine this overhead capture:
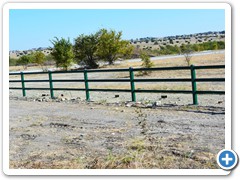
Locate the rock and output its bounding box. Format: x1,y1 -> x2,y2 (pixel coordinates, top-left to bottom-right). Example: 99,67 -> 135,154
153,101 -> 161,106
115,94 -> 119,98
125,102 -> 134,107
132,102 -> 144,108
114,102 -> 120,106
161,95 -> 167,99
157,119 -> 165,123
121,110 -> 125,112
37,98 -> 42,102
42,93 -> 49,97
146,103 -> 153,108
60,97 -> 65,101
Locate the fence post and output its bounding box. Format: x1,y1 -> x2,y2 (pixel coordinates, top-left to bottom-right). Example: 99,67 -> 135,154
129,67 -> 136,102
20,72 -> 26,97
190,65 -> 198,105
48,71 -> 54,98
84,69 -> 90,101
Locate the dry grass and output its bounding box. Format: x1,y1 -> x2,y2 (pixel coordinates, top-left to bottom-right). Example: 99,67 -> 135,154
104,53 -> 225,69
9,53 -> 225,96
10,135 -> 218,169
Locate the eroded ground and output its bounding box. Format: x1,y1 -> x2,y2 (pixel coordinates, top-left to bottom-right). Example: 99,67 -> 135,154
9,99 -> 225,169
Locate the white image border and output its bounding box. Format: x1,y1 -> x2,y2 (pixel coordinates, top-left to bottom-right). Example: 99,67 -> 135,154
2,2 -> 231,176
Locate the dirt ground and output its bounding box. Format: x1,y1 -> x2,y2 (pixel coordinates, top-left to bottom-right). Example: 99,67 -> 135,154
9,52 -> 225,169
9,98 -> 225,169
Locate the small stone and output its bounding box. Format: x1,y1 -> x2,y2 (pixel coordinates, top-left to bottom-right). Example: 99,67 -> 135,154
157,119 -> 165,123
115,94 -> 119,98
126,103 -> 132,107
161,95 -> 167,99
61,94 -> 64,97
60,97 -> 65,101
42,93 -> 49,97
37,99 -> 42,102
90,107 -> 94,109
218,101 -> 223,104
154,101 -> 161,106
146,104 -> 153,108
121,110 -> 125,112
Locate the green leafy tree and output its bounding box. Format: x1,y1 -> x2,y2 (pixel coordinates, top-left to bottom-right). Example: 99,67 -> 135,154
217,41 -> 225,49
16,55 -> 32,70
32,51 -> 46,70
212,41 -> 218,50
50,37 -> 74,70
96,29 -> 134,65
192,44 -> 200,51
139,52 -> 154,75
9,57 -> 18,66
74,34 -> 99,68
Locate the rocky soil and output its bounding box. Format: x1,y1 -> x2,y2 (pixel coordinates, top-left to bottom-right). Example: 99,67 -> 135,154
9,93 -> 225,169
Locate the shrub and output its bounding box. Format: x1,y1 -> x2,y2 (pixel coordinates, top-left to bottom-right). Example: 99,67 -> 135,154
139,52 -> 154,75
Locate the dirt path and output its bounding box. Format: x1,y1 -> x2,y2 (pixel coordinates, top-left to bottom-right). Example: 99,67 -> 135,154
9,99 -> 225,169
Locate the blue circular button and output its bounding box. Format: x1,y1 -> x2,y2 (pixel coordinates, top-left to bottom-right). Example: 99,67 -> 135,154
217,149 -> 238,170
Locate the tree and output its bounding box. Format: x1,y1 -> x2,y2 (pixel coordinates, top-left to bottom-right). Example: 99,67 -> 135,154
9,57 -> 18,66
32,51 -> 46,70
139,52 -> 154,75
96,29 -> 134,65
212,41 -> 218,50
50,37 -> 74,70
16,55 -> 32,70
74,34 -> 99,68
182,45 -> 193,66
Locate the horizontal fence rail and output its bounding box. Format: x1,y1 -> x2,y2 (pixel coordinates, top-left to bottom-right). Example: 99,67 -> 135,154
9,65 -> 225,105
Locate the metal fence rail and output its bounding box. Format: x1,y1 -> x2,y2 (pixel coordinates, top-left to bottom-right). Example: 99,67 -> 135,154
9,65 -> 225,105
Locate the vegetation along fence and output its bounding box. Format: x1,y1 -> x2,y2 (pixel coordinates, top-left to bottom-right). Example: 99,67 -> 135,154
9,65 -> 225,105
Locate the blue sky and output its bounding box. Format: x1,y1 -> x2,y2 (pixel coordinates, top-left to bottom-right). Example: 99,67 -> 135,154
9,9 -> 225,51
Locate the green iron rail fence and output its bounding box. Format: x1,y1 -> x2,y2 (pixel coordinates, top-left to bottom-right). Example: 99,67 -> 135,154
9,65 -> 225,105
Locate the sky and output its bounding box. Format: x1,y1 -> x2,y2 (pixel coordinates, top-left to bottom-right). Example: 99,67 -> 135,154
9,9 -> 225,51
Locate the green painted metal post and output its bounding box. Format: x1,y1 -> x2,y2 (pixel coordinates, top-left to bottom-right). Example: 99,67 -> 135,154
129,67 -> 136,102
190,65 -> 198,105
20,72 -> 26,97
48,71 -> 54,98
84,69 -> 90,101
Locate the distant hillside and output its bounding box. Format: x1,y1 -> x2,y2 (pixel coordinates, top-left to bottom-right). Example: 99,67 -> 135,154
130,31 -> 225,51
9,30 -> 225,59
9,47 -> 52,59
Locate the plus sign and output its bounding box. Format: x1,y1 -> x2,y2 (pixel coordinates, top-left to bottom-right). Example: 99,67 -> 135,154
222,153 -> 233,165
